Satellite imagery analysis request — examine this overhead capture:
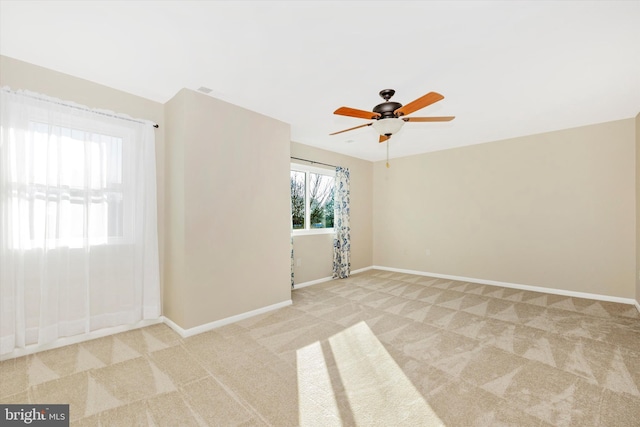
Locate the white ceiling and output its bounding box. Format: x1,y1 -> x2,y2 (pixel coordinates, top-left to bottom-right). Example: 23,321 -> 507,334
1,1 -> 639,162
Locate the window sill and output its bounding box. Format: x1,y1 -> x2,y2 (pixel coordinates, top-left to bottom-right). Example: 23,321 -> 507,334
292,228 -> 335,236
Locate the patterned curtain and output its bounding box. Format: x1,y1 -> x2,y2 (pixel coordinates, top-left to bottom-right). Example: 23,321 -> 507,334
291,233 -> 295,288
333,167 -> 351,279
291,212 -> 295,288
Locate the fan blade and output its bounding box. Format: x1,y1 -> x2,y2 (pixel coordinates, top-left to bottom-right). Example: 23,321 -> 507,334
379,135 -> 390,143
334,107 -> 381,120
329,123 -> 372,136
394,92 -> 444,117
402,116 -> 455,122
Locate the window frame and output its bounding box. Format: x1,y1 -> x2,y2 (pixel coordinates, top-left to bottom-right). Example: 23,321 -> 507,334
290,162 -> 335,236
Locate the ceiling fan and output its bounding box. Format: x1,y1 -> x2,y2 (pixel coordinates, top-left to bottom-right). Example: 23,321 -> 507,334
330,89 -> 455,143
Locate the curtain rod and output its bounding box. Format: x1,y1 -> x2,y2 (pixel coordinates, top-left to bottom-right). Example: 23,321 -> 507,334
2,88 -> 159,128
290,156 -> 337,168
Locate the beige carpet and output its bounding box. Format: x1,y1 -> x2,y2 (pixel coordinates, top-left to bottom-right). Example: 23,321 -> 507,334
1,269 -> 639,426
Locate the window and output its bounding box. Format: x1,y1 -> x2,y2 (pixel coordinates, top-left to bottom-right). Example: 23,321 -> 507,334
291,163 -> 335,234
6,120 -> 131,249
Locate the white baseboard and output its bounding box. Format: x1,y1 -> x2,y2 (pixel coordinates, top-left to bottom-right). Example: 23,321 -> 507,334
163,299 -> 292,338
0,318 -> 164,362
372,266 -> 638,306
294,276 -> 333,289
351,266 -> 374,275
2,300 -> 296,360
635,300 -> 640,314
293,266 -> 374,290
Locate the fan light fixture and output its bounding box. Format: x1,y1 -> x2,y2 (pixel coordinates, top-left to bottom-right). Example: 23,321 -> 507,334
330,89 -> 455,168
372,118 -> 404,136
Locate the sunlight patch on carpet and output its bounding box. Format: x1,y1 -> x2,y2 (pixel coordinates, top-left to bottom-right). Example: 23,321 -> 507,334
297,321 -> 444,426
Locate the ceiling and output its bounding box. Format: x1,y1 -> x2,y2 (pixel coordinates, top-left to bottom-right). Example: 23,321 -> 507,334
1,1 -> 639,162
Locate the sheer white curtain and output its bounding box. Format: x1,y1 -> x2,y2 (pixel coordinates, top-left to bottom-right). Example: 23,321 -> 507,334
0,88 -> 160,356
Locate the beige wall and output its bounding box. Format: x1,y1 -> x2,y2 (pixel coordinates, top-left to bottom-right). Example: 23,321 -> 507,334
290,142 -> 373,284
0,54 -> 167,287
373,119 -> 636,299
163,89 -> 186,325
636,113 -> 640,305
165,89 -> 292,329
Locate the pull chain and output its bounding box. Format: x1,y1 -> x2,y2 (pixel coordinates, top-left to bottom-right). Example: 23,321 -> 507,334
386,139 -> 390,168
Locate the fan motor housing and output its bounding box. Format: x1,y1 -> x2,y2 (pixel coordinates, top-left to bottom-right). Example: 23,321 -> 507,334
373,101 -> 402,119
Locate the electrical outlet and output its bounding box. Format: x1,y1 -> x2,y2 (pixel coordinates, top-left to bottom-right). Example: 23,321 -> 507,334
296,258 -> 302,267
425,249 -> 431,256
